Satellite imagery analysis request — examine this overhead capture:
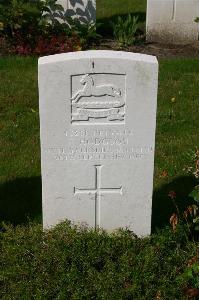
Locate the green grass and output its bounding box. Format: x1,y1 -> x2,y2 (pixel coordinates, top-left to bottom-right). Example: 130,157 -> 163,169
96,0 -> 147,37
0,57 -> 198,227
97,0 -> 146,20
1,221 -> 199,299
153,59 -> 199,227
0,57 -> 41,225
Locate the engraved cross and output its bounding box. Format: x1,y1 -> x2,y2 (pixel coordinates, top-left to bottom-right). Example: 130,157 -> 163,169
172,0 -> 177,21
74,165 -> 122,228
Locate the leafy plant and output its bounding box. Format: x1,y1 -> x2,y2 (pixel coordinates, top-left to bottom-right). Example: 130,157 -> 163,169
42,0 -> 71,34
34,35 -> 82,55
0,0 -> 45,41
170,149 -> 199,233
190,185 -> 199,204
43,1 -> 100,48
112,14 -> 139,47
68,20 -> 101,48
177,262 -> 199,296
0,0 -> 98,55
187,150 -> 199,231
0,220 -> 198,299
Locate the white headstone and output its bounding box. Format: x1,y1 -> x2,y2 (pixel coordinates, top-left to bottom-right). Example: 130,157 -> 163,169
146,0 -> 199,44
39,50 -> 158,237
57,0 -> 96,23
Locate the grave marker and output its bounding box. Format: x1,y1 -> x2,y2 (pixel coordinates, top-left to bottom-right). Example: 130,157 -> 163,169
39,51 -> 158,236
146,0 -> 199,44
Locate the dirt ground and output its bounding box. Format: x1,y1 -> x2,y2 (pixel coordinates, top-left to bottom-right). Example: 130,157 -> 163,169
96,39 -> 199,59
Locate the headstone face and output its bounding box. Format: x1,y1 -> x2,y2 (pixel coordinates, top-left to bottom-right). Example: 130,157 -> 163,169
39,51 -> 158,236
56,0 -> 96,23
146,0 -> 199,44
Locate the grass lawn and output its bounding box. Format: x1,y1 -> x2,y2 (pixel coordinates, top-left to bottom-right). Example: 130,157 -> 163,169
0,56 -> 198,228
96,0 -> 147,36
1,221 -> 198,299
97,0 -> 146,19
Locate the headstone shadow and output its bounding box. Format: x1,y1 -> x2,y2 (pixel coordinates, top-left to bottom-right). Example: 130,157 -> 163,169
1,174 -> 197,231
152,175 -> 198,231
0,177 -> 42,225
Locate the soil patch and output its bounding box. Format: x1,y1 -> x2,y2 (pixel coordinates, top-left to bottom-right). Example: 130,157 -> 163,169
95,39 -> 199,59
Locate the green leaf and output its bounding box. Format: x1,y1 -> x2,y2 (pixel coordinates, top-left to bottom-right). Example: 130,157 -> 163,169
194,225 -> 199,231
193,216 -> 199,224
189,185 -> 199,203
187,269 -> 193,278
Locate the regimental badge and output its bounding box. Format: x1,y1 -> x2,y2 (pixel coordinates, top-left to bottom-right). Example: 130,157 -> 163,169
71,73 -> 126,124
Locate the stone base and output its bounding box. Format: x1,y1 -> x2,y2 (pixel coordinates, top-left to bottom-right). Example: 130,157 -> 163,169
147,22 -> 199,44
146,0 -> 199,44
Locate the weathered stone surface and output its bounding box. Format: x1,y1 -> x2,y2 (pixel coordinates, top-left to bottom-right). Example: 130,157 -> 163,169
146,0 -> 199,44
38,50 -> 158,236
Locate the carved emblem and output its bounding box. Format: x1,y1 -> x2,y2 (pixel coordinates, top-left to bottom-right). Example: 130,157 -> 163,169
71,73 -> 126,124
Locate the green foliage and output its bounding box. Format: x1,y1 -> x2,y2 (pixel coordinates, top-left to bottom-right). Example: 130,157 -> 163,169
186,150 -> 199,231
189,186 -> 199,203
0,0 -> 45,40
42,0 -> 71,35
0,221 -> 198,299
43,1 -> 100,48
177,263 -> 199,290
112,14 -> 139,46
195,17 -> 199,23
187,185 -> 199,231
69,20 -> 101,48
0,0 -> 99,54
169,149 -> 199,234
97,0 -> 146,37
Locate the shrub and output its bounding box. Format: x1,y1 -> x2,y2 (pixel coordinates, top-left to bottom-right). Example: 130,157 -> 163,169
169,149 -> 199,236
0,0 -> 45,45
0,0 -> 98,55
43,3 -> 100,48
112,14 -> 139,47
0,0 -> 99,55
34,35 -> 82,55
1,221 -> 199,299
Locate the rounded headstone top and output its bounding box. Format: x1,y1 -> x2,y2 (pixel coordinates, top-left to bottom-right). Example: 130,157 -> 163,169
39,50 -> 158,65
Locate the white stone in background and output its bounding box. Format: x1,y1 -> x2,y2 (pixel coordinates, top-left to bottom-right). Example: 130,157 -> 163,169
38,50 -> 158,237
146,0 -> 199,44
56,0 -> 69,10
57,0 -> 96,23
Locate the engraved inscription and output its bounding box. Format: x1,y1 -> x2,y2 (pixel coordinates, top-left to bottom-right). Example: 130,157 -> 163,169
44,129 -> 153,161
71,73 -> 126,124
74,165 -> 122,228
46,146 -> 153,161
